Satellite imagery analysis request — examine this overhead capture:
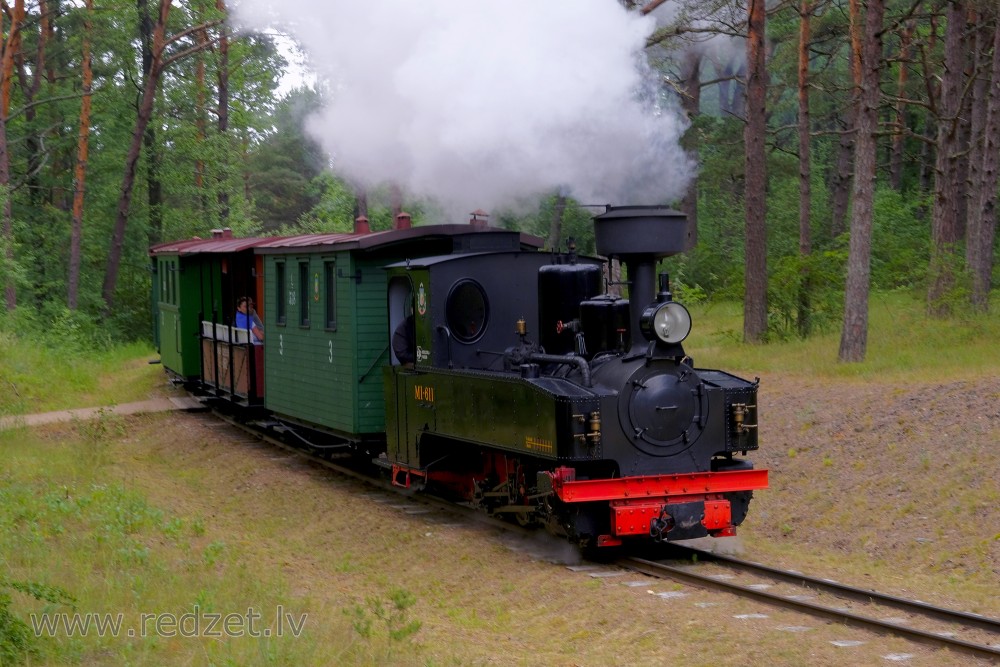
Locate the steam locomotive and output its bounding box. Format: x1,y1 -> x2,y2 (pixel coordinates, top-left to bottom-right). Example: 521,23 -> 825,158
151,206 -> 767,548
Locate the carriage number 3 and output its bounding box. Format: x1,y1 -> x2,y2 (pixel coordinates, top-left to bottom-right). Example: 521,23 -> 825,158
328,340 -> 333,363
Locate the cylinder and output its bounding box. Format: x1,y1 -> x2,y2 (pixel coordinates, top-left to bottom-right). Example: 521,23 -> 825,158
580,295 -> 630,357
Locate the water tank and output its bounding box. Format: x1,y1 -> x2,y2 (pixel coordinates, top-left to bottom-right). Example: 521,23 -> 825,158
538,263 -> 603,355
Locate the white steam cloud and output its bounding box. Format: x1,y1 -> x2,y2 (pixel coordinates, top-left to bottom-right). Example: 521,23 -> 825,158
233,1 -> 694,218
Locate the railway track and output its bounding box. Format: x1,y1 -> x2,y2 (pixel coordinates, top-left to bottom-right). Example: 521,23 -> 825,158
202,408 -> 519,534
201,405 -> 1000,662
622,548 -> 1000,662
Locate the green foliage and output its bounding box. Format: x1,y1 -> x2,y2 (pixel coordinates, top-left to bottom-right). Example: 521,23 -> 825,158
768,247 -> 847,340
494,193 -> 597,255
0,578 -> 75,666
345,587 -> 422,658
0,325 -> 159,415
870,188 -> 931,290
8,304 -> 116,353
74,406 -> 125,468
246,88 -> 328,232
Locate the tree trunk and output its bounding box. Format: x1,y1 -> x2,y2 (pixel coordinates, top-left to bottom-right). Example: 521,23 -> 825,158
353,186 -> 368,220
917,14 -> 940,200
138,0 -> 163,246
890,21 -> 914,190
547,193 -> 566,251
828,118 -> 853,239
927,2 -> 967,318
797,0 -> 812,337
831,0 -> 865,240
743,0 -> 768,343
390,183 -> 403,222
13,0 -> 46,208
0,0 -> 24,311
717,60 -> 736,117
968,14 -> 1000,311
679,49 -> 701,245
68,0 -> 94,311
964,16 -> 989,297
838,0 -> 884,362
195,26 -> 207,193
102,0 -> 170,316
216,0 -> 230,223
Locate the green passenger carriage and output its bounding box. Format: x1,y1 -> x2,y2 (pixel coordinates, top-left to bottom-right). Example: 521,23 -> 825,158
149,229 -> 265,386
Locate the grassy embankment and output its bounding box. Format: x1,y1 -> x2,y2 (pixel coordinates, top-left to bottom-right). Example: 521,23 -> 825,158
1,290 -> 998,665
686,289 -> 1000,381
0,336 -> 400,665
688,291 -> 1000,618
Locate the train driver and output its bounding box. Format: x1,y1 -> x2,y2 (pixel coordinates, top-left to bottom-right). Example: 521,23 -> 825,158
392,314 -> 415,366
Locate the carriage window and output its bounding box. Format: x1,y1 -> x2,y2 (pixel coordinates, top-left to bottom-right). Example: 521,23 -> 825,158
159,260 -> 167,303
324,261 -> 336,330
169,260 -> 177,305
299,261 -> 310,327
275,262 -> 286,325
446,279 -> 488,343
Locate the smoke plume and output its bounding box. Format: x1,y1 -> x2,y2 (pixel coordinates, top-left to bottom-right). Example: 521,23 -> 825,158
233,1 -> 694,218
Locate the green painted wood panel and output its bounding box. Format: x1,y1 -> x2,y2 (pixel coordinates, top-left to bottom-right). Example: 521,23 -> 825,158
155,254 -> 209,379
264,252 -> 395,436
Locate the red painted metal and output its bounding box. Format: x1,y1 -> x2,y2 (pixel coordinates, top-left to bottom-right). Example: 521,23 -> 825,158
391,464 -> 426,489
702,499 -> 731,530
548,468 -> 768,503
611,503 -> 662,537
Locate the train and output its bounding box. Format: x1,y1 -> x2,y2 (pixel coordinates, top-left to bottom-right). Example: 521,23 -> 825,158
150,206 -> 768,548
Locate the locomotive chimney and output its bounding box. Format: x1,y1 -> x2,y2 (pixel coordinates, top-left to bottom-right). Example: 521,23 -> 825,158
469,209 -> 489,228
592,206 -> 693,350
394,211 -> 412,230
354,215 -> 370,235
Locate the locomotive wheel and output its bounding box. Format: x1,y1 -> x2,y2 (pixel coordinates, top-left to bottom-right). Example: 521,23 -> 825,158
514,510 -> 534,527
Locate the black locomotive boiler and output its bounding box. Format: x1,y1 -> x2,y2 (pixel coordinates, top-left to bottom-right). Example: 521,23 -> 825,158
381,206 -> 767,548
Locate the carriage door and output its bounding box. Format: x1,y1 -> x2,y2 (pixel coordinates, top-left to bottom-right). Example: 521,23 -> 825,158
386,277 -> 414,464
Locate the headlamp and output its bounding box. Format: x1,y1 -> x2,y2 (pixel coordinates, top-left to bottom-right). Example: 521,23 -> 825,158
639,301 -> 691,344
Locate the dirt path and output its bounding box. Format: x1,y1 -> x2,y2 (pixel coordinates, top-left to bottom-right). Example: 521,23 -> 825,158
0,395 -> 203,430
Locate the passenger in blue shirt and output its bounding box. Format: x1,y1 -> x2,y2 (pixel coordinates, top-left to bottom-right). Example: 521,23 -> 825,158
235,296 -> 264,343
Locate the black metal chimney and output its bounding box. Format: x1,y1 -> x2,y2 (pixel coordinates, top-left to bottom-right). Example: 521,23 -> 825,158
592,206 -> 692,350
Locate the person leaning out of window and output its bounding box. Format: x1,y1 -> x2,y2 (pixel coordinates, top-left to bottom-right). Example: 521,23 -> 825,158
235,296 -> 264,343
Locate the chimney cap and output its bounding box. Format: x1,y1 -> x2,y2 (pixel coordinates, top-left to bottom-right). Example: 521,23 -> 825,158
470,209 -> 489,227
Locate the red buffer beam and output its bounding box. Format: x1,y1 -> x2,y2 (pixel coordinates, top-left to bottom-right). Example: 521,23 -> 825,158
548,468 -> 769,503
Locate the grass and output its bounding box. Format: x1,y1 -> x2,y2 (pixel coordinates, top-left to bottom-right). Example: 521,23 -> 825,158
686,289 -> 1000,381
0,332 -> 163,416
0,418 -> 365,666
0,423 -> 322,664
2,291 -> 998,665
